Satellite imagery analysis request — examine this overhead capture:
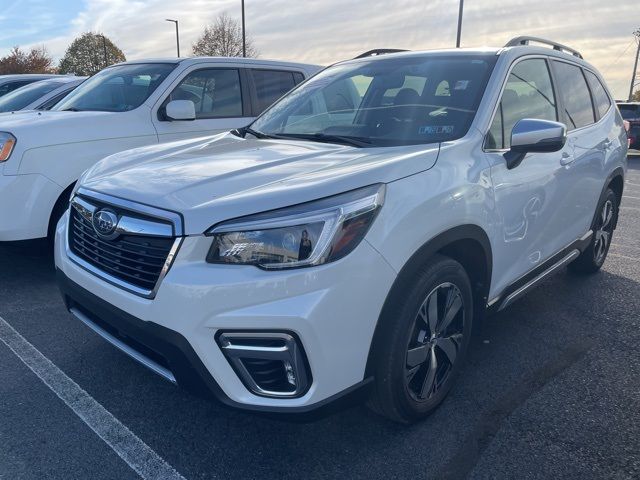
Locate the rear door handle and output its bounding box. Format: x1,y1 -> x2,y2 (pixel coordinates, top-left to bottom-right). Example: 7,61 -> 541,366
602,139 -> 613,151
560,152 -> 574,166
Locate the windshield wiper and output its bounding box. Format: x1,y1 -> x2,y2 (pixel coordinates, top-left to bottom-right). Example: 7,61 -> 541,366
60,107 -> 82,112
232,126 -> 278,140
275,133 -> 374,148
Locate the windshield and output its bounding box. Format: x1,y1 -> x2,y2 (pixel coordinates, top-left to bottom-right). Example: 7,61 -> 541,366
53,63 -> 176,112
619,104 -> 640,120
0,80 -> 64,112
250,54 -> 497,147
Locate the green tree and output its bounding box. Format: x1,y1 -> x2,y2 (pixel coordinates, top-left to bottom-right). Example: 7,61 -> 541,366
632,88 -> 640,102
58,32 -> 126,76
192,13 -> 258,58
0,46 -> 55,74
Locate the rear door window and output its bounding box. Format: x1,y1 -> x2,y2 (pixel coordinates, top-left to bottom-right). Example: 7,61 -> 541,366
250,69 -> 297,114
168,68 -> 243,118
584,70 -> 611,119
487,58 -> 557,149
551,61 -> 595,130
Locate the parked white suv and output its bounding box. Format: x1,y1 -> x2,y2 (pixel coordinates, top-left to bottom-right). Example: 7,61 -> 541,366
0,57 -> 319,241
55,38 -> 627,423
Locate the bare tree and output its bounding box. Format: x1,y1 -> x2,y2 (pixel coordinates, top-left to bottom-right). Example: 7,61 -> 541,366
192,13 -> 258,58
0,46 -> 55,74
58,32 -> 126,76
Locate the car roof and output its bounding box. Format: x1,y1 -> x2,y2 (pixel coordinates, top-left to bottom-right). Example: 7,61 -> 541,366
112,56 -> 321,71
339,44 -> 596,69
0,74 -> 63,82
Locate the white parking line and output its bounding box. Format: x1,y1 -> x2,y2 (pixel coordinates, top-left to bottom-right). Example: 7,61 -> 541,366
0,315 -> 186,480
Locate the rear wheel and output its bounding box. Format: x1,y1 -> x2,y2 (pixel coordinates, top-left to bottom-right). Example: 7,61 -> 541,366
368,255 -> 473,423
569,188 -> 617,274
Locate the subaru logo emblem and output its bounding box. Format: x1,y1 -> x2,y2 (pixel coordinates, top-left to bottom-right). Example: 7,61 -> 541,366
92,209 -> 118,238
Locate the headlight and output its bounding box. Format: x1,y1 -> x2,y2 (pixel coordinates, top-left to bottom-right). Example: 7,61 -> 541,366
0,132 -> 16,162
206,184 -> 385,269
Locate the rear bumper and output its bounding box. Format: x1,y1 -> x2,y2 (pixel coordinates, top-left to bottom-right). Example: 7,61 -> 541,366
57,268 -> 373,419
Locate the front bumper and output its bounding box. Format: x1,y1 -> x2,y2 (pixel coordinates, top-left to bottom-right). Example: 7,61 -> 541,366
55,211 -> 397,414
0,172 -> 63,241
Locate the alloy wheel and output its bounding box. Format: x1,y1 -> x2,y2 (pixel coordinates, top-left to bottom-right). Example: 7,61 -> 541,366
404,282 -> 465,402
594,199 -> 614,264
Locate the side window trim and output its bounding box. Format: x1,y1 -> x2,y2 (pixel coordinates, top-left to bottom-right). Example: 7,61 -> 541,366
483,55 -> 558,152
157,66 -> 247,121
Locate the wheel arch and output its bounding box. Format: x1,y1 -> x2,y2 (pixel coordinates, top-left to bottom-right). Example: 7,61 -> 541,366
364,224 -> 493,377
601,167 -> 625,230
47,181 -> 76,238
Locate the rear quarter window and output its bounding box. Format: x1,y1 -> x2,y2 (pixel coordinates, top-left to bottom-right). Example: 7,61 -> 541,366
584,70 -> 611,119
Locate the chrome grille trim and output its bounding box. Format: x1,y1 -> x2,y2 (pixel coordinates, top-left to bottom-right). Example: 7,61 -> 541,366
66,189 -> 184,299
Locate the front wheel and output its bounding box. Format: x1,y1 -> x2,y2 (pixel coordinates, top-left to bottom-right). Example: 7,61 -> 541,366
368,255 -> 473,423
569,188 -> 617,274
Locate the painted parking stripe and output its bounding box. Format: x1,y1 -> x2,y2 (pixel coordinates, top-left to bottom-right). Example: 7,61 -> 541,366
0,315 -> 186,480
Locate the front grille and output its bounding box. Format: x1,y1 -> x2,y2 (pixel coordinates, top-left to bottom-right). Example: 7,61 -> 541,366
68,200 -> 176,292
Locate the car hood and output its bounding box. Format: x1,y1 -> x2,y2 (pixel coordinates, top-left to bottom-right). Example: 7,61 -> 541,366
80,133 -> 440,235
0,109 -> 150,149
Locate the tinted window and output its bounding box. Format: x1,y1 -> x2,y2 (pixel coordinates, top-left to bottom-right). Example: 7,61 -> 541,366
169,68 -> 242,118
37,88 -> 75,110
618,104 -> 640,121
0,80 -> 33,97
54,64 -> 175,112
293,72 -> 305,85
251,54 -> 497,147
487,59 -> 557,149
584,70 -> 611,119
552,61 -> 595,130
0,80 -> 64,112
251,70 -> 296,114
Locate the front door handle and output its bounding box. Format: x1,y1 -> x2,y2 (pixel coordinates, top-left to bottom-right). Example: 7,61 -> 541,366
560,152 -> 575,166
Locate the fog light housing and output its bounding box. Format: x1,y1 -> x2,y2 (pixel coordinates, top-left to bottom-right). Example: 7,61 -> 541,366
216,332 -> 311,398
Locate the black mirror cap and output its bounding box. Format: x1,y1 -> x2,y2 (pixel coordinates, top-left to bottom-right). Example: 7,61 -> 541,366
505,119 -> 567,169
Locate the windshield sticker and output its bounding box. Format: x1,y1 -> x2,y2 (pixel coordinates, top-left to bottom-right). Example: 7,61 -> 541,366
419,125 -> 454,135
454,80 -> 470,90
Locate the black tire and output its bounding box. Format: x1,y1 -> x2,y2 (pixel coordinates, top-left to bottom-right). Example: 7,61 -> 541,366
368,254 -> 473,424
569,188 -> 617,275
47,193 -> 70,241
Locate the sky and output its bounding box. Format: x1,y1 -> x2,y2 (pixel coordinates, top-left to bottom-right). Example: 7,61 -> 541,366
0,0 -> 638,99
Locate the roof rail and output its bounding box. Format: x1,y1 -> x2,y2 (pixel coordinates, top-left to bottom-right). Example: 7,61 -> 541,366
354,49 -> 408,59
504,36 -> 583,59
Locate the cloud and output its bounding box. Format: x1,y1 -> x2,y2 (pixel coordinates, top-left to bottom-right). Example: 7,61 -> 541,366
0,0 -> 637,98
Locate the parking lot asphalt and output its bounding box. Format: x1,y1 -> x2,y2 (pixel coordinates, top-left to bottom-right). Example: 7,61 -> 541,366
1,159 -> 639,480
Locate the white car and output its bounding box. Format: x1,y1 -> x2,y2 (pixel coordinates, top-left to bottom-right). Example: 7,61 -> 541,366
0,57 -> 319,241
0,76 -> 87,113
0,74 -> 62,97
55,38 -> 627,423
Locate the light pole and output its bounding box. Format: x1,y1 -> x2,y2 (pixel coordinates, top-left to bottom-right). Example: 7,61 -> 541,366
629,29 -> 640,101
241,0 -> 246,57
456,0 -> 464,48
166,19 -> 180,57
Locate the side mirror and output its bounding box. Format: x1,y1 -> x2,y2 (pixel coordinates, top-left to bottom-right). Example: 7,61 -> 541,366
165,100 -> 196,121
505,118 -> 567,169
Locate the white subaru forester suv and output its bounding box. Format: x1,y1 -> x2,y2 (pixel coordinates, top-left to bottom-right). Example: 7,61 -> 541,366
55,37 -> 627,423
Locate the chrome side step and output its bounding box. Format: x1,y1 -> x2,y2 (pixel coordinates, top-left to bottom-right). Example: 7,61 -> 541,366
497,249 -> 581,312
70,307 -> 176,384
